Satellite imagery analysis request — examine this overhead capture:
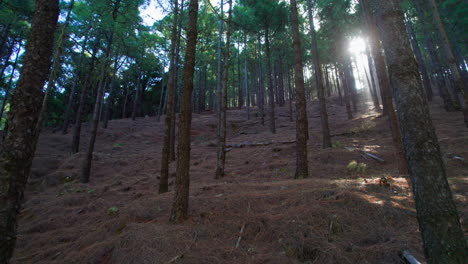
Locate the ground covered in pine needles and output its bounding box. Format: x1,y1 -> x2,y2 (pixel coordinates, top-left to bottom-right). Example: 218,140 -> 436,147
9,95 -> 468,264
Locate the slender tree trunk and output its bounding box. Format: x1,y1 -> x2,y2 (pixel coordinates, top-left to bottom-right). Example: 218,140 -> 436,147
404,19 -> 433,102
290,0 -> 309,179
376,1 -> 467,262
169,0 -> 198,223
257,34 -> 265,125
132,71 -> 141,121
122,83 -> 130,119
340,64 -> 353,119
80,28 -> 115,183
103,64 -> 117,128
71,42 -> 99,154
287,65 -> 294,121
306,0 -> 331,148
343,56 -> 358,113
215,0 -> 224,114
264,28 -> 276,133
62,33 -> 89,134
215,0 -> 232,180
244,35 -> 250,120
426,0 -> 468,126
364,46 -> 381,111
413,0 -> 455,112
237,44 -> 243,109
334,64 -> 343,106
0,0 -> 59,261
159,0 -> 180,194
361,0 -> 409,175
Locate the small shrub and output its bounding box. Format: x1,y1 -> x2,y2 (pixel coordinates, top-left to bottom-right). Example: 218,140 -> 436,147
347,160 -> 367,174
107,206 -> 119,216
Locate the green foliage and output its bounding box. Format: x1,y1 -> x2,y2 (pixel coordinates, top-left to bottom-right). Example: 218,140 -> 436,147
107,206 -> 119,215
347,160 -> 367,174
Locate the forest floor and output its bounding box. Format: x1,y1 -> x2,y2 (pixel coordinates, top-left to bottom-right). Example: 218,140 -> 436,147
9,95 -> 467,264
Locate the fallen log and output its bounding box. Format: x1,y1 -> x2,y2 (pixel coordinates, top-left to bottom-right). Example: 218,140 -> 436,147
401,250 -> 421,264
226,140 -> 296,149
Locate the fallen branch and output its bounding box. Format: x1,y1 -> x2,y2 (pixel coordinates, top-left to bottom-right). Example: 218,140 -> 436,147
166,231 -> 199,264
226,140 -> 295,149
363,152 -> 385,162
235,224 -> 246,249
401,250 -> 421,264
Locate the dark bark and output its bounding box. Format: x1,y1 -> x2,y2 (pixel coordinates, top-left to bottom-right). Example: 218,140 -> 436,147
290,0 -> 308,179
103,63 -> 118,128
159,0 -> 179,194
244,36 -> 250,120
0,0 -> 59,261
215,0 -> 232,180
334,64 -> 343,106
256,34 -> 265,126
361,0 -> 408,175
264,28 -> 276,133
215,0 -> 224,113
169,0 -> 198,223
62,32 -> 89,134
413,0 -> 455,112
286,65 -> 294,122
132,71 -> 141,121
122,83 -> 130,119
71,32 -> 102,154
80,0 -> 119,182
306,0 -> 331,148
376,1 -> 467,262
340,64 -> 353,119
404,19 -> 433,102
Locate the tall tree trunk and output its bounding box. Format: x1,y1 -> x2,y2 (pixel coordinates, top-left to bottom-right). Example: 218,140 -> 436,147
364,46 -> 381,111
264,28 -> 276,133
0,0 -> 59,261
71,36 -> 101,154
426,0 -> 468,127
215,0 -> 232,180
169,0 -> 198,223
122,83 -> 130,119
376,1 -> 467,262
287,65 -> 294,122
215,0 -> 224,113
257,34 -> 265,125
334,64 -> 343,106
132,71 -> 141,121
244,35 -> 250,120
62,32 -> 89,134
159,0 -> 180,194
306,0 -> 331,148
361,0 -> 409,175
340,64 -> 353,119
103,63 -> 118,129
290,0 -> 309,179
80,26 -> 115,183
237,44 -> 243,109
36,0 -> 75,132
404,19 -> 433,102
413,0 -> 455,112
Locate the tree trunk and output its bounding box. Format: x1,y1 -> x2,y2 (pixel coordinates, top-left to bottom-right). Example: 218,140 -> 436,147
364,46 -> 381,111
71,37 -> 101,154
361,0 -> 409,175
376,1 -> 467,262
80,27 -> 115,183
103,67 -> 117,128
426,0 -> 468,127
62,33 -> 89,134
257,34 -> 265,126
290,0 -> 309,179
132,71 -> 141,121
334,64 -> 343,106
215,0 -> 224,114
0,0 -> 59,261
287,65 -> 294,122
306,0 -> 331,148
169,0 -> 198,223
413,0 -> 455,112
264,28 -> 276,133
244,35 -> 250,120
215,0 -> 232,180
340,64 -> 353,119
159,0 -> 180,194
404,19 -> 433,102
